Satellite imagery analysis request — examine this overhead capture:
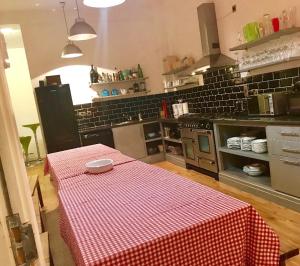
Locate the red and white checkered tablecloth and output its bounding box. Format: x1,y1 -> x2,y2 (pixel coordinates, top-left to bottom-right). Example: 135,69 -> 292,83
44,144 -> 118,174
57,160 -> 280,266
44,144 -> 132,190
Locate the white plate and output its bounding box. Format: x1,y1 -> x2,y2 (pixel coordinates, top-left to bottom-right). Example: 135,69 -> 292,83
85,159 -> 113,174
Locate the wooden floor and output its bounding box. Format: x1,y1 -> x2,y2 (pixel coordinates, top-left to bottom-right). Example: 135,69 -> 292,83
27,161 -> 300,266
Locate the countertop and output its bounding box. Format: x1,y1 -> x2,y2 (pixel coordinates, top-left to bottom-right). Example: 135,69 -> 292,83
79,117 -> 180,134
213,115 -> 300,126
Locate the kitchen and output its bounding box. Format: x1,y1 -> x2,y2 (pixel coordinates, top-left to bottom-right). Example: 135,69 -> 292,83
0,0 -> 300,265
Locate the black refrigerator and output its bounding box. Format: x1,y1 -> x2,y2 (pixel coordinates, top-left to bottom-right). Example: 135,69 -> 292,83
35,84 -> 81,153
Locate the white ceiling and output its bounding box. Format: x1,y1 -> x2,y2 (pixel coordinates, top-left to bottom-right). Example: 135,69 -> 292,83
0,0 -> 82,11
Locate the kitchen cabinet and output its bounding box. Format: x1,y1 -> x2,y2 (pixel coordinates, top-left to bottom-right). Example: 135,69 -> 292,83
112,124 -> 147,159
267,125 -> 300,198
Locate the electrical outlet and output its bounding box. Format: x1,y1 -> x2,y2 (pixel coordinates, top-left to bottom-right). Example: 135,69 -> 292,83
232,4 -> 237,13
86,111 -> 92,116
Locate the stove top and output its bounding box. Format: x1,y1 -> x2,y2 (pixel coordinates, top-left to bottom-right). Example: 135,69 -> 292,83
178,113 -> 215,130
178,113 -> 239,130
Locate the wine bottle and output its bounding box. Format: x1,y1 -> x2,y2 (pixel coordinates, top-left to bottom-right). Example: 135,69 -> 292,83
90,65 -> 95,83
137,64 -> 144,78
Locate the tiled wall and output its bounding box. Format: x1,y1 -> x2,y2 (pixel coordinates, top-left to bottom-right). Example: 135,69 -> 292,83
74,66 -> 300,130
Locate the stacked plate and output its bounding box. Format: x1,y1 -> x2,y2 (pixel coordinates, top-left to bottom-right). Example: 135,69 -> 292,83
251,139 -> 268,153
241,137 -> 256,151
243,163 -> 265,176
227,137 -> 241,149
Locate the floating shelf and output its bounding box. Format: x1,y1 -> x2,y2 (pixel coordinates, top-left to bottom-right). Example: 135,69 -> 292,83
230,27 -> 300,51
162,66 -> 190,76
164,83 -> 199,92
163,137 -> 182,144
92,91 -> 150,102
219,147 -> 269,162
90,77 -> 148,89
239,56 -> 300,72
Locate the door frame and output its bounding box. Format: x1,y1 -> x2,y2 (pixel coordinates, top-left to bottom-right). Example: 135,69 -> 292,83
0,32 -> 45,265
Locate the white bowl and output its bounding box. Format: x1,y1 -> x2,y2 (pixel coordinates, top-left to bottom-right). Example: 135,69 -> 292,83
85,159 -> 113,174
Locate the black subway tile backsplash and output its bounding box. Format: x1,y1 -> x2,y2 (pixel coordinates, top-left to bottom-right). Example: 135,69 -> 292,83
75,66 -> 300,130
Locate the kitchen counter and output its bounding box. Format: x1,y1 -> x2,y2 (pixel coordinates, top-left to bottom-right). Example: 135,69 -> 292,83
213,115 -> 300,126
78,117 -> 182,134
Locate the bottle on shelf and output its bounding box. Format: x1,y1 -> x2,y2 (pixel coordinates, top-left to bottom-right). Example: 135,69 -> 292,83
137,64 -> 144,78
90,65 -> 99,83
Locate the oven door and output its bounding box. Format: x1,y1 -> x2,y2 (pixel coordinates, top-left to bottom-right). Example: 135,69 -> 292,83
193,129 -> 218,172
182,137 -> 198,167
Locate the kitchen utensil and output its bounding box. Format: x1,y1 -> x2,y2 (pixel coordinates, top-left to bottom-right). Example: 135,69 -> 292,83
101,89 -> 110,97
251,139 -> 268,153
272,17 -> 280,32
111,88 -> 119,96
183,102 -> 189,114
227,137 -> 241,149
158,144 -> 164,153
243,22 -> 260,42
241,137 -> 256,151
85,159 -> 113,174
120,88 -> 127,95
147,132 -> 156,139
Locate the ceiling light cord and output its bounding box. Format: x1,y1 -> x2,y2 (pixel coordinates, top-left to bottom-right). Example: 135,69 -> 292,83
60,2 -> 70,37
75,0 -> 81,18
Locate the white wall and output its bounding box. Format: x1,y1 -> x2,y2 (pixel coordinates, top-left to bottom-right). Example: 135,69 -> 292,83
5,48 -> 45,159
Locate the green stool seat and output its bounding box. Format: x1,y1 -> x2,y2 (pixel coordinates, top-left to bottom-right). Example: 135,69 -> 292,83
20,136 -> 32,166
23,123 -> 42,161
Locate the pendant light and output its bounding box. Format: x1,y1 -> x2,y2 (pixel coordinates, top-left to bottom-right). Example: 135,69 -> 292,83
69,0 -> 97,41
60,2 -> 83,58
83,0 -> 126,8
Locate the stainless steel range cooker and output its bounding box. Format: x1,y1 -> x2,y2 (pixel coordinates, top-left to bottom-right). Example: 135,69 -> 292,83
179,114 -> 218,178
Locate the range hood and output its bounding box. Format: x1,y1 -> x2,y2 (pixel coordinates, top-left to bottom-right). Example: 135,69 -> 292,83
193,3 -> 235,73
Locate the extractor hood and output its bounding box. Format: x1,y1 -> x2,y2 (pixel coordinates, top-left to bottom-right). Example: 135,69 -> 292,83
193,3 -> 235,73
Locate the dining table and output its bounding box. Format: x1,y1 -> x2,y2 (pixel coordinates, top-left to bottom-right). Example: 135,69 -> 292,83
45,144 -> 280,266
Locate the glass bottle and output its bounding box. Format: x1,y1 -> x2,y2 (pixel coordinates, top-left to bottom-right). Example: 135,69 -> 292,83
137,64 -> 144,78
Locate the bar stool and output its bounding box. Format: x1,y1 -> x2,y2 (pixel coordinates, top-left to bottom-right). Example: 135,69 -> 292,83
23,123 -> 42,161
19,136 -> 32,166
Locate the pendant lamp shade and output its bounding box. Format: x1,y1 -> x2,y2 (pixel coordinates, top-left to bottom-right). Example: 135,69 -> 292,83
61,41 -> 83,58
68,18 -> 97,41
83,0 -> 126,8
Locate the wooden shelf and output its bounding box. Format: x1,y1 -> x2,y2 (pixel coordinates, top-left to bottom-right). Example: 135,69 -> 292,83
219,147 -> 269,162
220,168 -> 271,188
90,77 -> 148,89
163,137 -> 182,144
145,137 -> 162,143
230,27 -> 300,51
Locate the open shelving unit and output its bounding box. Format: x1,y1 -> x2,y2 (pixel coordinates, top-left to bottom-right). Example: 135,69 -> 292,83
218,147 -> 269,162
90,77 -> 148,89
230,27 -> 300,51
161,120 -> 185,168
214,120 -> 300,212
